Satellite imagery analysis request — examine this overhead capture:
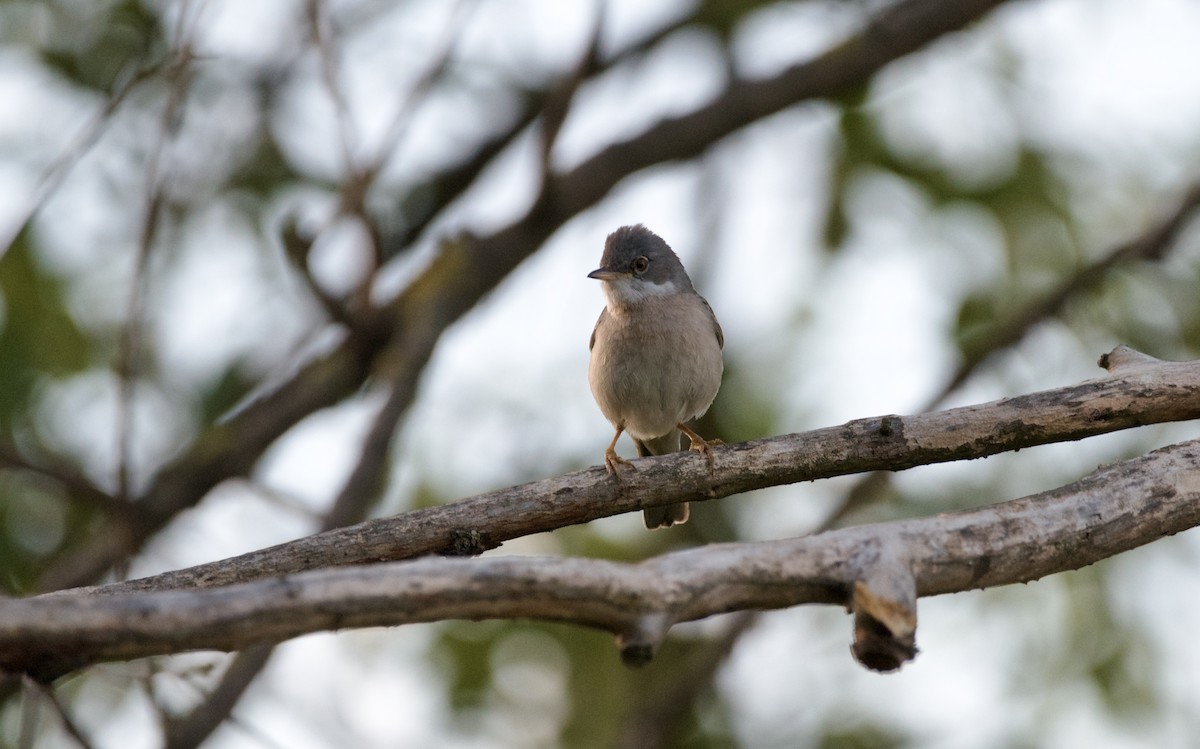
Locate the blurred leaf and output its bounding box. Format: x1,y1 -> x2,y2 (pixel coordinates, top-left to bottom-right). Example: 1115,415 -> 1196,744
197,363 -> 258,426
39,0 -> 162,93
824,95 -> 877,250
710,358 -> 779,444
228,128 -> 300,198
1011,566 -> 1163,736
953,290 -> 1004,363
1091,263 -> 1200,360
0,470 -> 105,594
438,621 -> 500,711
1063,570 -> 1158,718
555,524 -> 656,562
0,472 -> 57,593
435,620 -> 632,748
818,724 -> 910,749
693,0 -> 780,40
0,230 -> 90,427
435,618 -> 746,749
828,81 -> 1077,276
1090,638 -> 1158,717
559,627 -> 637,749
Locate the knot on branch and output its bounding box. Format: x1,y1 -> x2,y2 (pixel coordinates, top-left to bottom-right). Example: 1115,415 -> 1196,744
1098,345 -> 1162,375
441,528 -> 490,557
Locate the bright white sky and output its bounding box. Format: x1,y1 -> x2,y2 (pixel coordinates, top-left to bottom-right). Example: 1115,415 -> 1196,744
3,0 -> 1200,746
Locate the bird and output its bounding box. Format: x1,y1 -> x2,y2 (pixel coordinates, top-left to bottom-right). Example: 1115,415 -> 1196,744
587,224 -> 724,529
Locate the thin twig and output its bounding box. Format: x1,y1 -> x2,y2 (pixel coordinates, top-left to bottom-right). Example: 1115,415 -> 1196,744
160,644 -> 274,749
363,0 -> 475,184
18,678 -> 38,749
0,440 -> 129,520
278,217 -> 359,326
22,677 -> 96,749
939,182 -> 1200,400
357,0 -> 474,273
538,0 -> 604,178
306,0 -> 357,178
115,7 -> 199,504
0,61 -> 167,261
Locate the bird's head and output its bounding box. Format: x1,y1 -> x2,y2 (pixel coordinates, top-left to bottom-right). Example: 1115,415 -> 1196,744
587,225 -> 693,308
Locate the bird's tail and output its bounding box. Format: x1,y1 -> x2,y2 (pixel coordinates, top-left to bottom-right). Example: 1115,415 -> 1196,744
635,430 -> 690,529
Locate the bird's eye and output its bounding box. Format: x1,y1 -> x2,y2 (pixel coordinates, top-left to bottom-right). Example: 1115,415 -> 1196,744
632,256 -> 649,274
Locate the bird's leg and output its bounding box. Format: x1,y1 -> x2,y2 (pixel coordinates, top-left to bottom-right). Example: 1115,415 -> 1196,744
677,423 -> 721,469
604,427 -> 634,476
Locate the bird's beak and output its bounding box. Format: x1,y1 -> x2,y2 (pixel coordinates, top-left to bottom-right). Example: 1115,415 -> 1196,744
587,268 -> 626,281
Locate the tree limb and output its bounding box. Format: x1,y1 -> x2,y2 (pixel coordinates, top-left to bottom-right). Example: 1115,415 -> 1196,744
65,348 -> 1200,597
5,431 -> 1199,678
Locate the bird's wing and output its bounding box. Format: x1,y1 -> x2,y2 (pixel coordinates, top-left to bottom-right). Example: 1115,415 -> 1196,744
589,307 -> 610,351
700,295 -> 724,349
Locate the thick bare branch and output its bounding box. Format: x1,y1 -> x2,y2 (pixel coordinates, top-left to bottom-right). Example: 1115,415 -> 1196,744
5,435 -> 1199,678
68,349 -> 1200,596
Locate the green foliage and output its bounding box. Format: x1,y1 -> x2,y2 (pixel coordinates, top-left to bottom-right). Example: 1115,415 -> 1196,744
228,130 -> 302,199
435,619 -> 740,749
435,621 -> 633,746
0,472 -> 63,592
693,0 -> 781,41
1006,565 -> 1162,741
0,469 -> 108,595
824,89 -> 1148,374
196,363 -> 258,427
38,0 -> 162,93
817,724 -> 909,749
0,231 -> 90,428
0,226 -> 111,590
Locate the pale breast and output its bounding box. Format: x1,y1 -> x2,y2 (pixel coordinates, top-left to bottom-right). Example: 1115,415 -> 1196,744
588,293 -> 723,440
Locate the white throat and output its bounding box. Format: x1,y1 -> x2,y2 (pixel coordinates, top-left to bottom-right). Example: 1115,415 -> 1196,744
603,278 -> 679,309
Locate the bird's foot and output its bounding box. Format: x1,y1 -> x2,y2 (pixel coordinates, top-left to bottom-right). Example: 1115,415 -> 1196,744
604,447 -> 635,477
678,424 -> 720,470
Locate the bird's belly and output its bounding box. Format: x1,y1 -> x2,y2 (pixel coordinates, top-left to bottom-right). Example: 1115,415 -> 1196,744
588,307 -> 722,440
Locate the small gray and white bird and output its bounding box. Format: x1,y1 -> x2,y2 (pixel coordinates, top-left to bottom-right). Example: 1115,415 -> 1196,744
587,224 -> 724,529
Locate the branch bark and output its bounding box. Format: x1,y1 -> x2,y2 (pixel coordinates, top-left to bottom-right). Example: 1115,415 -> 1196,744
68,348 -> 1200,597
5,430 -> 1199,678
